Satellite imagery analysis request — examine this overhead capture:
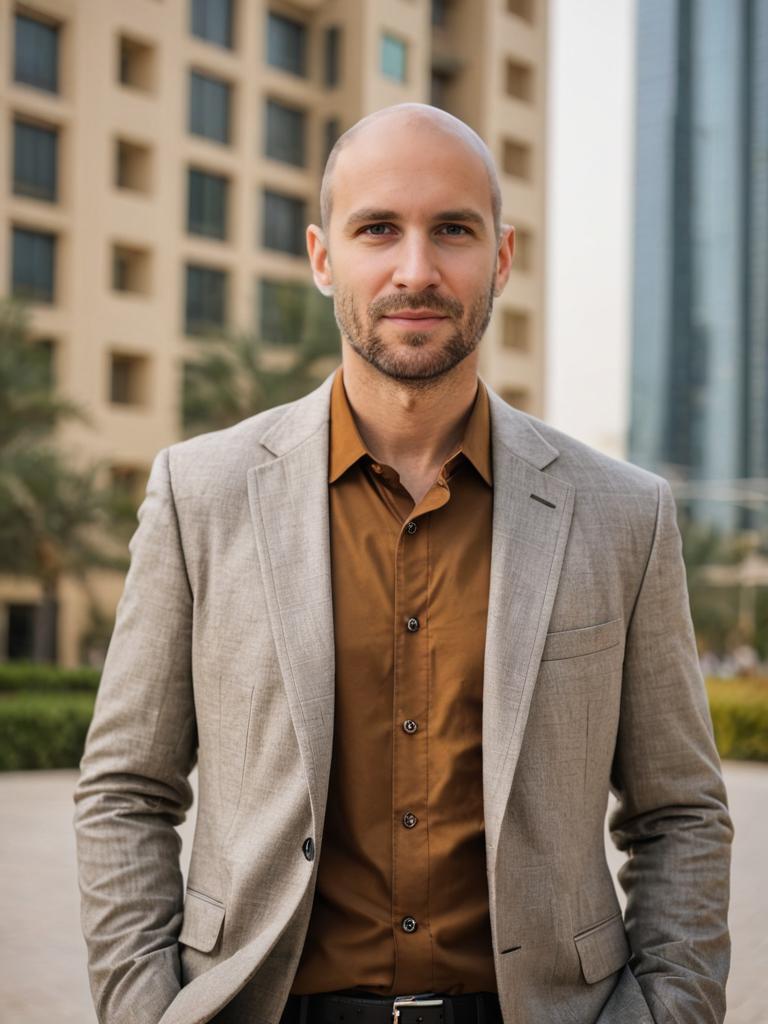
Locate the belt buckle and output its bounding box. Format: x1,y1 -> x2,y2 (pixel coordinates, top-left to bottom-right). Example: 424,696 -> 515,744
392,994 -> 444,1023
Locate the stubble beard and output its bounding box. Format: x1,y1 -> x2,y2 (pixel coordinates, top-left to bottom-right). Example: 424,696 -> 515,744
334,282 -> 496,388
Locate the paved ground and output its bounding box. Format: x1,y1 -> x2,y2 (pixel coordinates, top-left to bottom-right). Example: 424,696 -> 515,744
0,762 -> 765,1023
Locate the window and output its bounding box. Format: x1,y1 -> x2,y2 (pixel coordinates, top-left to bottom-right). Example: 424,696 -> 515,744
505,58 -> 533,102
502,138 -> 531,179
12,227 -> 55,303
259,278 -> 306,345
189,70 -> 231,144
430,70 -> 452,109
265,99 -> 305,166
324,26 -> 340,87
115,138 -> 152,192
14,13 -> 59,93
185,264 -> 228,334
6,604 -> 38,660
507,0 -> 534,22
190,0 -> 233,48
266,12 -> 306,77
502,309 -> 530,351
13,120 -> 58,202
112,244 -> 151,294
188,168 -> 229,239
324,118 -> 340,161
263,191 -> 306,256
118,35 -> 156,92
34,338 -> 56,389
512,227 -> 532,271
259,279 -> 337,348
110,353 -> 148,406
432,0 -> 449,27
381,34 -> 407,82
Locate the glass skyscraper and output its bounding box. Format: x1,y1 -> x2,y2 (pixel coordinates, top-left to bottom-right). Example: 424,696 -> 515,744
630,0 -> 768,531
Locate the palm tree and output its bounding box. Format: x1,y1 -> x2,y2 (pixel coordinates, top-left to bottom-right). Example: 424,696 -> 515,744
183,285 -> 339,436
0,300 -> 132,661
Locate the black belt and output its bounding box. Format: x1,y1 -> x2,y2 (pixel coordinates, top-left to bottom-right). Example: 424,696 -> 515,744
280,991 -> 503,1024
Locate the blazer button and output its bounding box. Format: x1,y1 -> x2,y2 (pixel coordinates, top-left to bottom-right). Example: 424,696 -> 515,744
401,916 -> 417,933
302,837 -> 315,861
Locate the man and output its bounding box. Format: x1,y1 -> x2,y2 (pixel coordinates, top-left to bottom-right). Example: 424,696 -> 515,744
74,104 -> 732,1024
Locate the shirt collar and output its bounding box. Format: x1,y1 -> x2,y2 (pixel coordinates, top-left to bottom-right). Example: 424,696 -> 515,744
328,368 -> 369,483
328,367 -> 493,487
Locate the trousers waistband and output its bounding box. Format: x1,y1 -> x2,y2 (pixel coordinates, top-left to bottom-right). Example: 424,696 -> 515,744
280,990 -> 503,1024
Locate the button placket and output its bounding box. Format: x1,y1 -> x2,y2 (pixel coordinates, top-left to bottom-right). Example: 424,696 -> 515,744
391,494 -> 431,989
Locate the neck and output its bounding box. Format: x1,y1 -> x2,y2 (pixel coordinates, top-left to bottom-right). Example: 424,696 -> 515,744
339,342 -> 480,478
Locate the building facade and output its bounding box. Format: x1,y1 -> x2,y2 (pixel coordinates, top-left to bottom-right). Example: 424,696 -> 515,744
1,0 -> 548,664
630,0 -> 768,531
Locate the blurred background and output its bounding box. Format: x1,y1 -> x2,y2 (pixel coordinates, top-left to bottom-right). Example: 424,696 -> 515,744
0,0 -> 766,1020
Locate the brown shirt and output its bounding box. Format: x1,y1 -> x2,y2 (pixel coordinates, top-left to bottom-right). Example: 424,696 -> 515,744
290,368 -> 496,996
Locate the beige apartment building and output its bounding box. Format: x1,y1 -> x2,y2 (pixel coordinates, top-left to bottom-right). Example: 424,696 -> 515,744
0,0 -> 547,665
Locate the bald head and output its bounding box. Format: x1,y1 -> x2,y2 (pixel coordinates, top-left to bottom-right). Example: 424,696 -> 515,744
320,104 -> 502,239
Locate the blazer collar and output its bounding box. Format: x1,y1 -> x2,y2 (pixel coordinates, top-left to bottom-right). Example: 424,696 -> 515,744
258,369 -> 561,474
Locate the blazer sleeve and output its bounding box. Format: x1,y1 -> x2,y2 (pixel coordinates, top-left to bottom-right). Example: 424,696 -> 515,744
602,477 -> 733,1024
73,447 -> 197,1024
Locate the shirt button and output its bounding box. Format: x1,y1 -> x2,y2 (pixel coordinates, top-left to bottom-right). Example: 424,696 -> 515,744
403,719 -> 418,734
406,617 -> 420,633
371,463 -> 382,474
402,811 -> 418,829
302,837 -> 315,861
401,916 -> 418,933
405,521 -> 418,535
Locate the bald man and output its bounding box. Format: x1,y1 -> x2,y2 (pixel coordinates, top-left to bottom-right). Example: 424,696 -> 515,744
75,105 -> 732,1024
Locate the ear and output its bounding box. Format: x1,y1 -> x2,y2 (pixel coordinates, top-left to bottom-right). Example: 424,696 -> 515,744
307,224 -> 333,297
493,224 -> 515,296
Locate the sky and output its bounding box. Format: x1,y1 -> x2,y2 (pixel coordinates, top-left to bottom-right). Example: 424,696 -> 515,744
545,0 -> 636,459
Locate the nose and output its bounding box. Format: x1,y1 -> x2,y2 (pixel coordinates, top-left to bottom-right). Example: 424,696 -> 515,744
391,232 -> 442,292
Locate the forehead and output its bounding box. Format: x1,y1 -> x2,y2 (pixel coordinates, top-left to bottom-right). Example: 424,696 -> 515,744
331,121 -> 494,225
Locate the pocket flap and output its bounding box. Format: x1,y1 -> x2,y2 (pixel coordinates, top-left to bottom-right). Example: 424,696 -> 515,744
178,890 -> 225,953
541,617 -> 623,662
574,912 -> 630,984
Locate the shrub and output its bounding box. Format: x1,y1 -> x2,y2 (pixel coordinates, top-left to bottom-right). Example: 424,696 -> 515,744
0,691 -> 95,770
0,662 -> 100,693
706,678 -> 768,762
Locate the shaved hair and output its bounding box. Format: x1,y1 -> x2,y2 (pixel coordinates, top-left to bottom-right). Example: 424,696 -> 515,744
320,104 -> 502,240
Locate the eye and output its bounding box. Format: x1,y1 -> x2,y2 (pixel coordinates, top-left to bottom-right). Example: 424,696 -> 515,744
361,223 -> 394,236
439,223 -> 471,236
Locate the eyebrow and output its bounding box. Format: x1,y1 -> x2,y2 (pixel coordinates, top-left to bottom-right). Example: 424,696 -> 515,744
344,207 -> 487,232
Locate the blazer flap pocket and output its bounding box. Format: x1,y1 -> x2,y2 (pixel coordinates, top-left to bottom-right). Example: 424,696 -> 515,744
574,912 -> 630,984
179,890 -> 225,953
541,617 -> 623,662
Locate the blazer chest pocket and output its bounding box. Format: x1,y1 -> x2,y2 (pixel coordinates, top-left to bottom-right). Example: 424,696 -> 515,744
574,911 -> 630,984
541,617 -> 623,662
178,888 -> 225,953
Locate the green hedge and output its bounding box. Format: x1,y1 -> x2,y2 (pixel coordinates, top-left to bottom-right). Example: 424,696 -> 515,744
706,678 -> 768,762
0,662 -> 100,693
0,668 -> 766,770
0,691 -> 96,770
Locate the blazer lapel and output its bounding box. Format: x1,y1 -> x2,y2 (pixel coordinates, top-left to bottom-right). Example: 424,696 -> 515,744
246,376 -> 336,836
482,388 -> 575,862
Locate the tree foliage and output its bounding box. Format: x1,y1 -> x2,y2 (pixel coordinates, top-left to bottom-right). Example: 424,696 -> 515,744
183,285 -> 339,436
0,300 -> 132,661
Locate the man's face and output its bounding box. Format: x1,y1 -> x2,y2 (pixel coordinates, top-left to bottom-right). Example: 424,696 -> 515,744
308,119 -> 513,385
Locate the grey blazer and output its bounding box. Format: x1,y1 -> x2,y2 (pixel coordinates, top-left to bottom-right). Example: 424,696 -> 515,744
74,373 -> 732,1024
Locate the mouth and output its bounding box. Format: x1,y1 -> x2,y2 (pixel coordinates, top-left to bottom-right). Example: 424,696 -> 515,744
381,311 -> 449,328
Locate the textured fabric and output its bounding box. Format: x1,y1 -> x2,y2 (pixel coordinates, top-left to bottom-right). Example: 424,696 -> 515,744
291,369 -> 495,995
73,371 -> 732,1024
